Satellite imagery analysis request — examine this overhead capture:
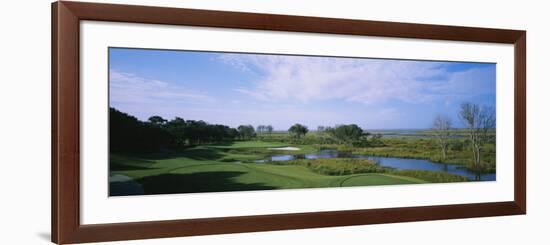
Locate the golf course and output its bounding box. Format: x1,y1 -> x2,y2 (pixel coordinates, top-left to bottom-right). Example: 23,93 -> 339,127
108,48 -> 497,196
110,141 -> 434,196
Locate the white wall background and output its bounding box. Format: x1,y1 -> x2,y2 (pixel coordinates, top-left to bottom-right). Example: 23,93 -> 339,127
0,0 -> 547,244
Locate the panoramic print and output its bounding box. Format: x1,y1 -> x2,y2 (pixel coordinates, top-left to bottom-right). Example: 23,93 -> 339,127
108,47 -> 496,196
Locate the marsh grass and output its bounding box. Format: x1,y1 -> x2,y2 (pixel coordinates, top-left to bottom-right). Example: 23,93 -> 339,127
270,158 -> 389,175
317,137 -> 495,172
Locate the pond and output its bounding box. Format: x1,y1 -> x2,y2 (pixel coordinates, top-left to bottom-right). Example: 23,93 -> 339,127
256,149 -> 496,181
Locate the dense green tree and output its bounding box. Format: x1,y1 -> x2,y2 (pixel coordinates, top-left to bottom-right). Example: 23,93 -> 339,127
238,125 -> 256,140
110,107 -> 241,152
288,123 -> 309,138
110,108 -> 171,153
148,116 -> 167,126
327,124 -> 363,143
165,117 -> 187,148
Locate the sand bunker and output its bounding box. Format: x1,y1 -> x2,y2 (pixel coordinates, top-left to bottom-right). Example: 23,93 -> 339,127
268,147 -> 301,151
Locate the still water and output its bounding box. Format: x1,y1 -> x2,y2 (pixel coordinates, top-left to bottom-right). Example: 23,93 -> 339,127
257,149 -> 496,181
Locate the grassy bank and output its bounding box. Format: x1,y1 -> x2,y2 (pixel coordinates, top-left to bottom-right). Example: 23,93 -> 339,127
268,158 -> 468,182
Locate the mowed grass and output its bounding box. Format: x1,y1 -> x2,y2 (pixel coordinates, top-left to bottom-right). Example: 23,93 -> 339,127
207,141 -> 288,149
341,174 -> 427,187
109,141 -> 426,196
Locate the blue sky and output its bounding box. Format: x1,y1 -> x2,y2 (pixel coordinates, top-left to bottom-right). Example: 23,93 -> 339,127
109,47 -> 496,130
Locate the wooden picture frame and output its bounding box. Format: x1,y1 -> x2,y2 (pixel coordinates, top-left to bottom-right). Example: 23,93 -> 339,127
51,1 -> 526,244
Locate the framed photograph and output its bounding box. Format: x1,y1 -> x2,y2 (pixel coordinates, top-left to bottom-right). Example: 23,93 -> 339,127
52,1 -> 526,244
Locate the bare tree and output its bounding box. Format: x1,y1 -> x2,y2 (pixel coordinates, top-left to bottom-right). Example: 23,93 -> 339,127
256,125 -> 265,136
266,125 -> 273,136
458,102 -> 496,169
432,114 -> 453,161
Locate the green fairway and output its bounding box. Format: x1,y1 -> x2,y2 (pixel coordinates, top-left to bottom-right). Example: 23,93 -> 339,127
340,174 -> 428,187
207,141 -> 287,149
109,141 -> 427,196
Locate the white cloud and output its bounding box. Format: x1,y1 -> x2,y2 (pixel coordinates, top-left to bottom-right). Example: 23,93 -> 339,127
220,53 -> 493,105
427,66 -> 496,96
110,70 -> 212,104
233,88 -> 270,101
109,70 -> 214,120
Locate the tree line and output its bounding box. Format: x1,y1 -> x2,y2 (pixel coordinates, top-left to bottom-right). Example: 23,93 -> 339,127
110,107 -> 382,153
286,123 -> 380,146
111,108 -> 257,153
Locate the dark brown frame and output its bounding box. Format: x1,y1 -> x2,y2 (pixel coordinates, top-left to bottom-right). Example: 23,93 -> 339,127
52,1 -> 526,244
